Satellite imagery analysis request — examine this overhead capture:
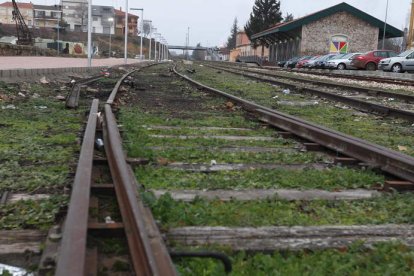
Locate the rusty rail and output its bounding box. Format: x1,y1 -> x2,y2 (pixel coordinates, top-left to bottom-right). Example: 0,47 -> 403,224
205,64 -> 414,122
173,65 -> 414,183
65,76 -> 102,109
57,64 -> 177,275
103,104 -> 176,275
106,63 -> 158,105
55,99 -> 99,275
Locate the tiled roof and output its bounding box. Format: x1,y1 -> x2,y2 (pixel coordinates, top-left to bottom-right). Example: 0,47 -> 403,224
114,8 -> 138,18
0,1 -> 33,9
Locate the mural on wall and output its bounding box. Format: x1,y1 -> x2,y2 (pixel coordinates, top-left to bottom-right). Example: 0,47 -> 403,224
330,35 -> 348,54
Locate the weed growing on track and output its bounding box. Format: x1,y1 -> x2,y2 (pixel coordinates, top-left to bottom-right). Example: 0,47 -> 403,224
136,166 -> 382,190
0,196 -> 68,230
0,95 -> 82,192
182,64 -> 414,156
174,242 -> 414,275
145,193 -> 414,227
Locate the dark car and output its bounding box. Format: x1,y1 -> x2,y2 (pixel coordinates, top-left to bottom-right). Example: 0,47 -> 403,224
284,57 -> 301,68
278,60 -> 287,67
350,50 -> 397,71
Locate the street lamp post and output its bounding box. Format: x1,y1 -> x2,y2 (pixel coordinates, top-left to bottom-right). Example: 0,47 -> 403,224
108,17 -> 113,57
130,8 -> 143,60
124,0 -> 128,64
55,5 -> 61,55
382,0 -> 389,50
154,32 -> 160,61
87,0 -> 92,67
158,37 -> 162,61
145,20 -> 152,60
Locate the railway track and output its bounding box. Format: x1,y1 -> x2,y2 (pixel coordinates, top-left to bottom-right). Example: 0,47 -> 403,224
55,69 -> 178,275
262,64 -> 414,87
114,63 -> 414,273
3,62 -> 414,274
204,63 -> 414,122
210,62 -> 414,102
173,63 -> 414,187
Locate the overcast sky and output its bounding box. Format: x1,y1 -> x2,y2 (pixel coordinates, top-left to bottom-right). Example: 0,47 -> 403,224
36,0 -> 410,47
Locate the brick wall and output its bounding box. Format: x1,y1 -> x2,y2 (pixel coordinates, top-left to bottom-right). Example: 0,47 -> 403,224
301,11 -> 379,55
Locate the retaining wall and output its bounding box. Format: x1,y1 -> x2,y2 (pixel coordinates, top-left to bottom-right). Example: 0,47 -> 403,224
0,43 -> 55,56
0,66 -> 104,81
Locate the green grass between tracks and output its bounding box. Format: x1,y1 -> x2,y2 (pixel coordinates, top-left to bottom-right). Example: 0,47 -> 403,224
0,83 -> 83,192
145,192 -> 414,228
181,64 -> 414,156
174,242 -> 414,275
0,196 -> 68,230
136,166 -> 382,191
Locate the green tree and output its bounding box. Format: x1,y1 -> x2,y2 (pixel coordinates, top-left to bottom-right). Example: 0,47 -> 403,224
244,0 -> 283,44
284,13 -> 294,22
226,17 -> 238,50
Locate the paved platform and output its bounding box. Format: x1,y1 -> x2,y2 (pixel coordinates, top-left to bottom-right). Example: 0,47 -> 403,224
0,56 -> 140,70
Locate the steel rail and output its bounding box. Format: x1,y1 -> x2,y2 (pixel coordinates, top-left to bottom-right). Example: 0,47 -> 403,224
104,104 -> 177,275
106,70 -> 139,105
265,66 -> 414,87
292,68 -> 414,86
209,63 -> 414,103
66,76 -> 103,108
206,64 -> 414,122
173,65 -> 414,183
106,63 -> 158,105
55,99 -> 99,276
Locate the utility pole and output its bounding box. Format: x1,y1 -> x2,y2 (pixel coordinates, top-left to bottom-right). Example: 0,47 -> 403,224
124,0 -> 128,64
408,0 -> 414,49
382,0 -> 389,49
187,27 -> 190,60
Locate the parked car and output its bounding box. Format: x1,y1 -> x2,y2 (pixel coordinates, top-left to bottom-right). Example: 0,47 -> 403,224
350,50 -> 397,71
314,54 -> 338,69
284,57 -> 300,68
289,56 -> 313,68
303,55 -> 321,68
294,56 -> 313,68
278,60 -> 287,67
326,53 -> 362,70
378,49 -> 414,73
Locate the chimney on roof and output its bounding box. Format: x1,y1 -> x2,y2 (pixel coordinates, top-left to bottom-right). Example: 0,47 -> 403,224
119,7 -> 122,11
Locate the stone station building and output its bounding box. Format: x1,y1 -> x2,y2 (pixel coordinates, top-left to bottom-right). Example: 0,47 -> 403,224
251,2 -> 403,63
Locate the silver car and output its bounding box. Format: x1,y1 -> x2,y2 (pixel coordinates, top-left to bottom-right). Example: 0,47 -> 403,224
378,49 -> 414,73
326,53 -> 362,70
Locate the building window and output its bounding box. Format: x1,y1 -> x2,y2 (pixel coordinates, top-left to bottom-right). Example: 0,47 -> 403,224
93,16 -> 98,21
36,10 -> 46,17
330,35 -> 348,54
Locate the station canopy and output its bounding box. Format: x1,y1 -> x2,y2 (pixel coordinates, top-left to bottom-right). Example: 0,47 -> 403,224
251,2 -> 404,44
